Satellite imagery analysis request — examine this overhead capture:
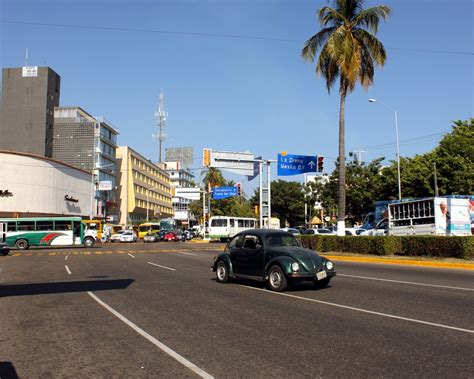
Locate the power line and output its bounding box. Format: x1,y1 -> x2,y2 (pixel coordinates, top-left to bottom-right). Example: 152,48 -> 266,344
1,20 -> 473,56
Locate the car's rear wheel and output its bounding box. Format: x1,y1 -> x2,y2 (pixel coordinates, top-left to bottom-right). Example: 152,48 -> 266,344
15,239 -> 29,250
267,265 -> 287,292
314,277 -> 330,289
216,261 -> 229,283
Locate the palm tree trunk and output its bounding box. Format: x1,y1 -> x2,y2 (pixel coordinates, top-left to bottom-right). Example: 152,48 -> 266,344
338,82 -> 347,224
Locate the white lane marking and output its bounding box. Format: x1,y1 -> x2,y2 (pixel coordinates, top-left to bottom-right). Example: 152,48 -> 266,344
178,252 -> 197,256
128,253 -> 136,258
238,285 -> 474,334
338,273 -> 474,291
87,292 -> 213,378
147,262 -> 176,271
65,265 -> 71,275
65,255 -> 69,261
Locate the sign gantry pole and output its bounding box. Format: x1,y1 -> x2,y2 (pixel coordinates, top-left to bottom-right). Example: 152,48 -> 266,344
259,161 -> 263,228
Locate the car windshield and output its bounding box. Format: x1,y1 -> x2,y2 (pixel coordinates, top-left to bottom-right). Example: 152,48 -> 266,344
265,234 -> 299,247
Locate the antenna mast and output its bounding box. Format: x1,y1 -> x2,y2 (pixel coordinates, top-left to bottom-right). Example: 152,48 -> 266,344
153,90 -> 167,163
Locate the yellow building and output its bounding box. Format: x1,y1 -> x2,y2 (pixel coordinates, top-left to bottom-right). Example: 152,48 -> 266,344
116,146 -> 173,226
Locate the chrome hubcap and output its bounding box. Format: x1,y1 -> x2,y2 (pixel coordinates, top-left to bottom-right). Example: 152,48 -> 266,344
270,271 -> 281,288
217,265 -> 226,280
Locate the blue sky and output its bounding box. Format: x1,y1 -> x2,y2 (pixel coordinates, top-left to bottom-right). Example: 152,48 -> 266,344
1,0 -> 473,194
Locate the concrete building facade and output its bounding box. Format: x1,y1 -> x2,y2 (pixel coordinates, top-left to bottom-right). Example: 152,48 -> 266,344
53,106 -> 119,220
0,66 -> 61,157
116,146 -> 173,226
163,161 -> 196,225
0,151 -> 91,218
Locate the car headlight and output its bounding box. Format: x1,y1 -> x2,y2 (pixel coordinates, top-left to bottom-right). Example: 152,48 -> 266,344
326,261 -> 333,270
291,262 -> 300,272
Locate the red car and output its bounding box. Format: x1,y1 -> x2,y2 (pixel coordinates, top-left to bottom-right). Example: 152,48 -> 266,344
163,230 -> 184,242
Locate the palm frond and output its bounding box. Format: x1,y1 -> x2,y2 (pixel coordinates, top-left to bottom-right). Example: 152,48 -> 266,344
358,44 -> 375,90
335,0 -> 365,21
302,26 -> 337,63
318,6 -> 345,27
316,44 -> 340,93
352,6 -> 391,33
354,29 -> 387,66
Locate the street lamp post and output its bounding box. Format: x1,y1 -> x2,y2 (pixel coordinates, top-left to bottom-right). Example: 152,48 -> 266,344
369,98 -> 402,201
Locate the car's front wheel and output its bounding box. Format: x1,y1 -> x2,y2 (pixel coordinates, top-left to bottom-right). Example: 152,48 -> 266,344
267,265 -> 287,292
314,277 -> 331,289
216,261 -> 229,283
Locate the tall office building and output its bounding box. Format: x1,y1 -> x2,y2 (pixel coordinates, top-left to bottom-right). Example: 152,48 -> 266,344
0,66 -> 61,157
53,106 -> 119,220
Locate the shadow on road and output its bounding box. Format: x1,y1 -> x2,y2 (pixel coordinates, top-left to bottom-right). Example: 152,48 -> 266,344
0,279 -> 134,298
0,362 -> 19,379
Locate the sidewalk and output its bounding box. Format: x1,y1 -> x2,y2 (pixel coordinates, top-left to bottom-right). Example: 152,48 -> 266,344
321,252 -> 474,270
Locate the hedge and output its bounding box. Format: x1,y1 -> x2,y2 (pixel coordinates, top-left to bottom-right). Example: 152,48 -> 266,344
300,235 -> 473,259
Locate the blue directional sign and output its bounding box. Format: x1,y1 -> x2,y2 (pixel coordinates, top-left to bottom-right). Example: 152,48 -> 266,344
212,186 -> 238,200
277,153 -> 317,176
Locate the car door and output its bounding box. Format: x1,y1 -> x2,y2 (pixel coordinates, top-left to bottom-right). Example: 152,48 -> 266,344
228,234 -> 244,274
239,234 -> 264,278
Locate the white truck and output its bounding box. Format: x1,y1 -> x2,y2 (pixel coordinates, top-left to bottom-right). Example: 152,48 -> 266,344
365,197 -> 472,236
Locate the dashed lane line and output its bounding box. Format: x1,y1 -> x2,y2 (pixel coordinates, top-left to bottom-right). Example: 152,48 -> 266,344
65,265 -> 71,275
147,262 -> 176,271
128,253 -> 136,258
87,292 -> 214,378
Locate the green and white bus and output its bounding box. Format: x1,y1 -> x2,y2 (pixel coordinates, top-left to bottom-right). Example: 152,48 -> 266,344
0,217 -> 95,250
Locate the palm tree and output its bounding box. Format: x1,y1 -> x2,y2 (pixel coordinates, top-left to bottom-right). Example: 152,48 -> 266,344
302,0 -> 391,227
202,167 -> 225,190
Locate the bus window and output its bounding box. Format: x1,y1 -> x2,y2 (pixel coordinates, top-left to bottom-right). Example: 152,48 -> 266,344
238,220 -> 244,227
18,221 -> 35,231
55,220 -> 72,231
7,222 -> 16,232
230,219 -> 235,227
37,221 -> 54,231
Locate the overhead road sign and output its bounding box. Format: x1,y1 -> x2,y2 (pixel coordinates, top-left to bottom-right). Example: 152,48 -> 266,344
175,187 -> 201,201
277,153 -> 317,176
247,156 -> 262,182
203,148 -> 255,176
212,186 -> 238,200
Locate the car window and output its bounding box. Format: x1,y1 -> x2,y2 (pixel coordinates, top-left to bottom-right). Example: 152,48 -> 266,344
318,229 -> 332,234
242,235 -> 262,250
226,235 -> 244,251
266,234 -> 299,247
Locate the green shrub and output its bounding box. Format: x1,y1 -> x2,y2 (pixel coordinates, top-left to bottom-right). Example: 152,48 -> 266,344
300,235 -> 472,259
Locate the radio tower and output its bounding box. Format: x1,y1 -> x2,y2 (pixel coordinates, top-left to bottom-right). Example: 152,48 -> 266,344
153,90 -> 167,163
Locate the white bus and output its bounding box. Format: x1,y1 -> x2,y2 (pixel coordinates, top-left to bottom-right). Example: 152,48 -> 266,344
209,216 -> 257,241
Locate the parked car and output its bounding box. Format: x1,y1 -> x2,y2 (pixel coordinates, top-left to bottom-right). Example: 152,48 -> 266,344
184,229 -> 196,240
110,230 -> 124,242
280,227 -> 301,236
144,232 -> 160,243
302,228 -> 334,235
119,230 -> 137,243
212,229 -> 336,292
163,230 -> 184,242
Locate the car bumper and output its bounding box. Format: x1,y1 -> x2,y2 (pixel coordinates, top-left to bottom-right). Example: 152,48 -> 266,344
288,270 -> 336,282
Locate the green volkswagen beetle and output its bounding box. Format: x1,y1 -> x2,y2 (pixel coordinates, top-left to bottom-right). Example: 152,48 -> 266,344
211,229 -> 336,292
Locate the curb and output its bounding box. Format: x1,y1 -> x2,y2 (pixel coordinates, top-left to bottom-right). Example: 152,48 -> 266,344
189,239 -> 210,244
322,255 -> 474,271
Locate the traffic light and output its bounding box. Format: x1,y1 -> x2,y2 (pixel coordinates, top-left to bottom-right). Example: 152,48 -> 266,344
236,182 -> 242,196
203,148 -> 211,167
317,156 -> 324,172
254,205 -> 259,215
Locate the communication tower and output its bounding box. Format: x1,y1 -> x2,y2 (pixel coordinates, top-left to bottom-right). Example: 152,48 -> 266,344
153,90 -> 167,163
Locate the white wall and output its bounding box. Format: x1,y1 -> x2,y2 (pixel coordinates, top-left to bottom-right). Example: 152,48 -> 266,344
0,152 -> 92,216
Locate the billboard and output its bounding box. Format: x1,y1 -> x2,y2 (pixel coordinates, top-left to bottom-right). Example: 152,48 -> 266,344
165,147 -> 193,167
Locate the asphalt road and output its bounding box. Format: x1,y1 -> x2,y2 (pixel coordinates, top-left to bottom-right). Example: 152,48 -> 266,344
1,242 -> 473,378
